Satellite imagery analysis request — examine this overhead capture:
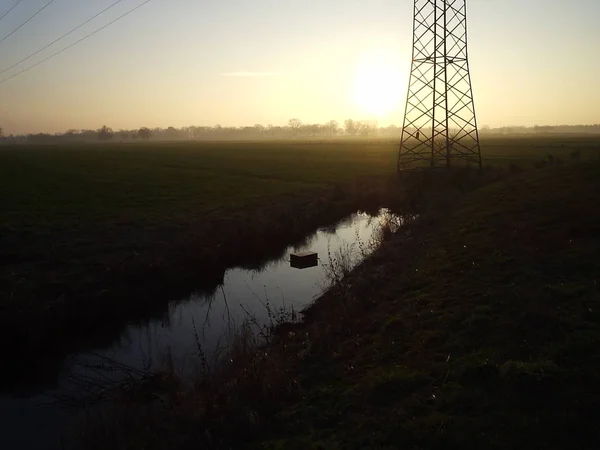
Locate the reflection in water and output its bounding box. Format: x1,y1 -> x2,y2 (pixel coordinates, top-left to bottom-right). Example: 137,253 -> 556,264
87,209 -> 397,376
0,208 -> 402,450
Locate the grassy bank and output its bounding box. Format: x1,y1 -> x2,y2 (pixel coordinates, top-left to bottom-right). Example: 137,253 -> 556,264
261,161 -> 600,449
75,160 -> 600,449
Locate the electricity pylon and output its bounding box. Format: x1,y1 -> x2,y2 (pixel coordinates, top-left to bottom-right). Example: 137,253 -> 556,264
398,0 -> 482,171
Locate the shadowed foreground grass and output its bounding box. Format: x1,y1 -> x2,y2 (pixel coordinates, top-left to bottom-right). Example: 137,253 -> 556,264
263,162 -> 600,449
76,161 -> 600,449
261,161 -> 600,449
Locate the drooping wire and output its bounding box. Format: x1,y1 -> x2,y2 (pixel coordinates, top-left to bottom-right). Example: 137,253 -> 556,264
0,0 -> 127,77
0,0 -> 153,85
0,0 -> 57,46
0,0 -> 25,24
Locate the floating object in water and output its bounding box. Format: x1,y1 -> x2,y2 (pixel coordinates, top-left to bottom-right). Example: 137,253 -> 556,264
290,251 -> 318,269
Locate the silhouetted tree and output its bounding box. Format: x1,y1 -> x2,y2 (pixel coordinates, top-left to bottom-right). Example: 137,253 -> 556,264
138,127 -> 151,140
97,125 -> 114,141
15,120 -> 600,144
80,129 -> 96,140
166,126 -> 178,139
116,130 -> 131,141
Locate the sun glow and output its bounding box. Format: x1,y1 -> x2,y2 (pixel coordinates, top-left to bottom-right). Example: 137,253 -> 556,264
353,48 -> 405,117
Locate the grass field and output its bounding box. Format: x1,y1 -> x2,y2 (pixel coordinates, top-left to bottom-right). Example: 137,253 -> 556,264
1,140 -> 396,229
2,136 -> 599,229
1,135 -> 599,388
78,158 -> 600,449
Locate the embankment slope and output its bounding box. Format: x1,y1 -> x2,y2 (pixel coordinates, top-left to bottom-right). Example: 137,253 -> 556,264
257,162 -> 600,449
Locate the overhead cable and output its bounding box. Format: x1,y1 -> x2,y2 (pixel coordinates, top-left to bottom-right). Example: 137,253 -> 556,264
0,0 -> 153,85
0,0 -> 127,76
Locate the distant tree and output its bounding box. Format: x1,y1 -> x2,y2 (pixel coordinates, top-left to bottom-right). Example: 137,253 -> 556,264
27,133 -> 52,144
300,123 -> 319,137
166,126 -> 178,139
116,130 -> 131,141
97,125 -> 114,141
313,124 -> 325,137
138,127 -> 152,140
0,127 -> 3,138
344,119 -> 357,136
359,119 -> 378,137
80,129 -> 96,140
186,126 -> 198,139
288,118 -> 302,134
355,121 -> 365,136
326,120 -> 339,137
253,124 -> 265,136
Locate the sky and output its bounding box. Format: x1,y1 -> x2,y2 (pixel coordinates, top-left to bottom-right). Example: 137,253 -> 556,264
0,0 -> 598,134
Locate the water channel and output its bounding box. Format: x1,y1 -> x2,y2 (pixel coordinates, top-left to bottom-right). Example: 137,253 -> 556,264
0,208 -> 401,449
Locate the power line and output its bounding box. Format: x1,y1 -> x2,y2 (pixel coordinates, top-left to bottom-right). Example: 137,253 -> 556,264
0,0 -> 57,46
0,0 -> 25,24
0,0 -> 152,85
0,0 -> 127,77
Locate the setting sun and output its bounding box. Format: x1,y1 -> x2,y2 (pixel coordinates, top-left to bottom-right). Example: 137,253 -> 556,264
353,48 -> 405,117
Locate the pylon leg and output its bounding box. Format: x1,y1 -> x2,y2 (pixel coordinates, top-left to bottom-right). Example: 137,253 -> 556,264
398,0 -> 481,172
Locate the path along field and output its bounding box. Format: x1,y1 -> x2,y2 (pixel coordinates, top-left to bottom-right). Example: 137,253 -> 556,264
0,136 -> 599,386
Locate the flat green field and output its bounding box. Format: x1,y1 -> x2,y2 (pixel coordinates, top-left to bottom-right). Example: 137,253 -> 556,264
1,140 -> 395,229
2,136 -> 598,229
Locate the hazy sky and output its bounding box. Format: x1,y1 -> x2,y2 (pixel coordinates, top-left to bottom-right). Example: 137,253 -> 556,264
0,0 -> 598,134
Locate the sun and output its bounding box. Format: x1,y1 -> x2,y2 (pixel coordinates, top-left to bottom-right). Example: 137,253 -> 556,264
353,48 -> 405,117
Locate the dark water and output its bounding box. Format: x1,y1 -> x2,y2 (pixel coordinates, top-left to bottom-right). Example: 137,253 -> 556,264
0,209 -> 399,450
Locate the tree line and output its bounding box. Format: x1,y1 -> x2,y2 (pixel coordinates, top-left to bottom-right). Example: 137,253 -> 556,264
0,119 -> 398,144
1,121 -> 600,144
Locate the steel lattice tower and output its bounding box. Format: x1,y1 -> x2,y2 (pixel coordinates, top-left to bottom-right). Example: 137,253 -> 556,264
398,0 -> 482,171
